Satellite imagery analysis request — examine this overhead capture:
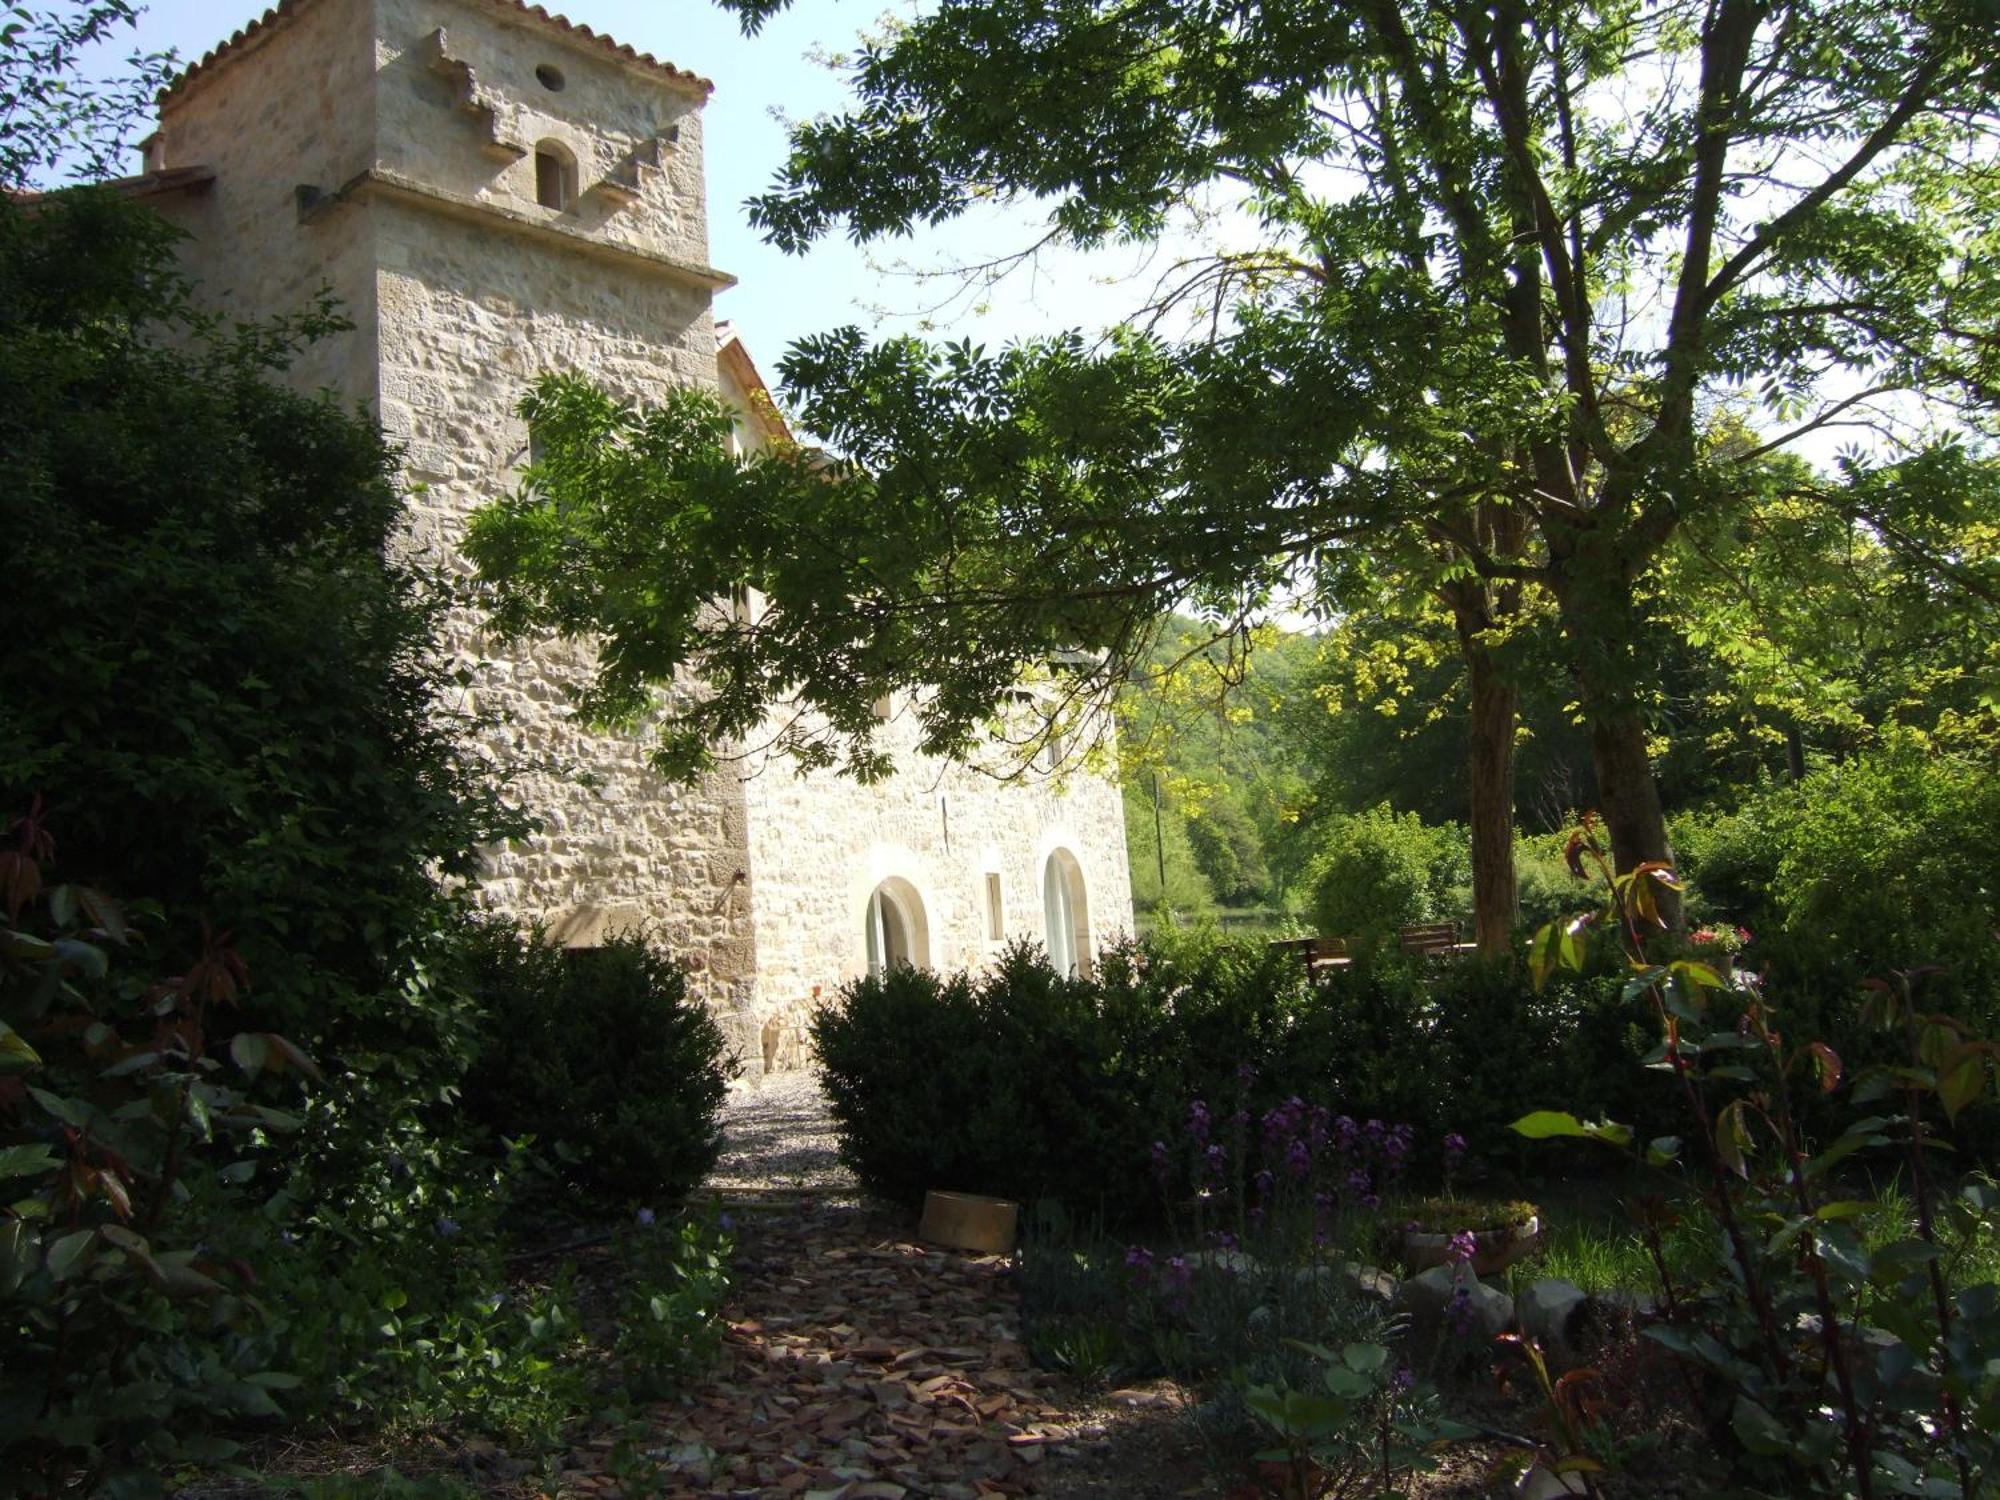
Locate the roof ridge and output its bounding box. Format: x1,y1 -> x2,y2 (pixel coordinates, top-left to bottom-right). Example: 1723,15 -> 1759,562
161,0 -> 713,107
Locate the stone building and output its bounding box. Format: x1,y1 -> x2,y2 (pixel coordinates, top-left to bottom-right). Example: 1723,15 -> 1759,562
133,0 -> 1134,1065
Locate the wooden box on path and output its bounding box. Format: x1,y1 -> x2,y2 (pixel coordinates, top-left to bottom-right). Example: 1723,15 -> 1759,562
918,1190 -> 1019,1255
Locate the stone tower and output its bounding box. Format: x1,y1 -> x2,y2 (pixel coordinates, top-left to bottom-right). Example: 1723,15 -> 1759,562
138,0 -> 1134,1066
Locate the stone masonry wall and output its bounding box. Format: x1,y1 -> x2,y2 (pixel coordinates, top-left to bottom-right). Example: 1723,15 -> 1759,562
364,0 -> 762,1040
374,0 -> 709,268
714,352 -> 1136,1068
739,713 -> 1136,1069
147,0 -> 379,402
144,0 -> 1136,1066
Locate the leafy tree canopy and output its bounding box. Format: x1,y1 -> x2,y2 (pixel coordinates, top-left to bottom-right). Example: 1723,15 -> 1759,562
473,0 -> 1999,890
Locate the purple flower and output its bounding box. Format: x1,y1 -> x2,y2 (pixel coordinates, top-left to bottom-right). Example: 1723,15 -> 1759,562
1204,1143 -> 1228,1184
1448,1285 -> 1477,1336
1391,1365 -> 1415,1394
636,1207 -> 657,1227
1347,1168 -> 1373,1198
1160,1255 -> 1194,1304
1187,1100 -> 1212,1147
1236,1061 -> 1257,1088
1443,1132 -> 1468,1169
1306,1105 -> 1330,1152
434,1215 -> 460,1238
1124,1245 -> 1155,1283
1254,1168 -> 1275,1202
719,1212 -> 735,1232
1206,1229 -> 1238,1251
1285,1137 -> 1311,1181
1446,1229 -> 1479,1266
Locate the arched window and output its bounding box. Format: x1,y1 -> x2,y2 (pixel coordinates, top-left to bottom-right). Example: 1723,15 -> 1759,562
1042,849 -> 1090,978
864,878 -> 928,978
534,139 -> 578,211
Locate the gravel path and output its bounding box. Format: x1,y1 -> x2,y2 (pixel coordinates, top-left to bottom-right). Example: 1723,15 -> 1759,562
706,1067 -> 858,1195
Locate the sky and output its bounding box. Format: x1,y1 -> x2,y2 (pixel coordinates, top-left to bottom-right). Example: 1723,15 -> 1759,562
107,0 -> 1167,372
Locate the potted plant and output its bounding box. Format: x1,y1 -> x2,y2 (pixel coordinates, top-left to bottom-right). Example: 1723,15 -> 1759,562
1390,1194 -> 1542,1277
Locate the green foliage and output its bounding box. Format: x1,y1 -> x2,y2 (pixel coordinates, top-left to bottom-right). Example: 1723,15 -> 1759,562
0,189 -> 517,1344
1682,743 -> 2000,991
1306,805 -> 1468,944
0,3 -> 169,187
1518,819 -> 2000,1497
1185,791 -> 1272,908
813,931 -> 1660,1220
612,1208 -> 736,1401
1246,1341 -> 1471,1500
0,825 -> 314,1495
1120,779 -> 1219,921
811,947 -> 1149,1217
459,921 -> 733,1204
1,191 -> 511,1045
1116,617 -> 1314,907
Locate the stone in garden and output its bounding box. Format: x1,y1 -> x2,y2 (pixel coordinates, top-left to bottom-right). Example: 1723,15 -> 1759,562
1518,1278 -> 1590,1356
1189,1247 -> 1260,1274
1344,1261 -> 1398,1304
1515,1461 -> 1592,1498
1593,1287 -> 1660,1321
1392,1262 -> 1514,1341
1289,1260 -> 1396,1303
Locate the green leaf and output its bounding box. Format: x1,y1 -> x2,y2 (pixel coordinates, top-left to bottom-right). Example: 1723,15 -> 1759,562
1341,1341 -> 1388,1374
1526,922 -> 1562,992
0,1143 -> 56,1179
27,1086 -> 85,1128
0,1022 -> 42,1075
1715,1099 -> 1753,1178
1732,1397 -> 1792,1457
45,1227 -> 96,1279
1509,1110 -> 1632,1148
1511,1110 -> 1590,1140
1937,1047 -> 1987,1123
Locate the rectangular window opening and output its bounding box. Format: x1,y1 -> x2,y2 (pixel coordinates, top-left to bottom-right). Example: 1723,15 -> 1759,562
985,872 -> 1004,941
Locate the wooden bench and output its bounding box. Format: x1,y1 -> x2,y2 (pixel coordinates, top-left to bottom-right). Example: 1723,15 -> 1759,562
1398,921 -> 1475,957
1270,934 -> 1352,975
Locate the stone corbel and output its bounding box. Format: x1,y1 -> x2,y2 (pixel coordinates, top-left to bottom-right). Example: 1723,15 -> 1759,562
594,128 -> 676,210
418,26 -> 527,164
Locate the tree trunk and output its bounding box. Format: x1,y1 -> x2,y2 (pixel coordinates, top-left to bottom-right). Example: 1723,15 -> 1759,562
1444,550 -> 1523,957
1464,641 -> 1519,955
1548,528 -> 1683,929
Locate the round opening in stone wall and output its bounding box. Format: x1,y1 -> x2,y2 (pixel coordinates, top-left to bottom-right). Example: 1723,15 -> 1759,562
535,63 -> 566,92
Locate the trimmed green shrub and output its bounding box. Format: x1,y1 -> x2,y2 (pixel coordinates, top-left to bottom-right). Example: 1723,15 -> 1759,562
812,946 -> 1163,1219
813,931 -> 1659,1222
460,921 -> 733,1203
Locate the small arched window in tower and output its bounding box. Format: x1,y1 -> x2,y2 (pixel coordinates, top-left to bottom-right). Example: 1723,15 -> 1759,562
534,140 -> 578,212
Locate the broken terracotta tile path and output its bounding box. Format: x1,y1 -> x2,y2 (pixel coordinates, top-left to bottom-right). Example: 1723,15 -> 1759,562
578,1071 -> 1207,1500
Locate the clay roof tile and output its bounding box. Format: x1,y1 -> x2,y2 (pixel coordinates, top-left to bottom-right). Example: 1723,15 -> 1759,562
161,0 -> 713,106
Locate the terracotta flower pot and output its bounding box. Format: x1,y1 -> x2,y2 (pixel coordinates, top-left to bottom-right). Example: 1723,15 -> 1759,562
1399,1216 -> 1540,1277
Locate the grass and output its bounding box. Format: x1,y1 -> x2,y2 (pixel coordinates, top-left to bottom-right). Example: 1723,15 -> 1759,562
1514,1170 -> 2000,1300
